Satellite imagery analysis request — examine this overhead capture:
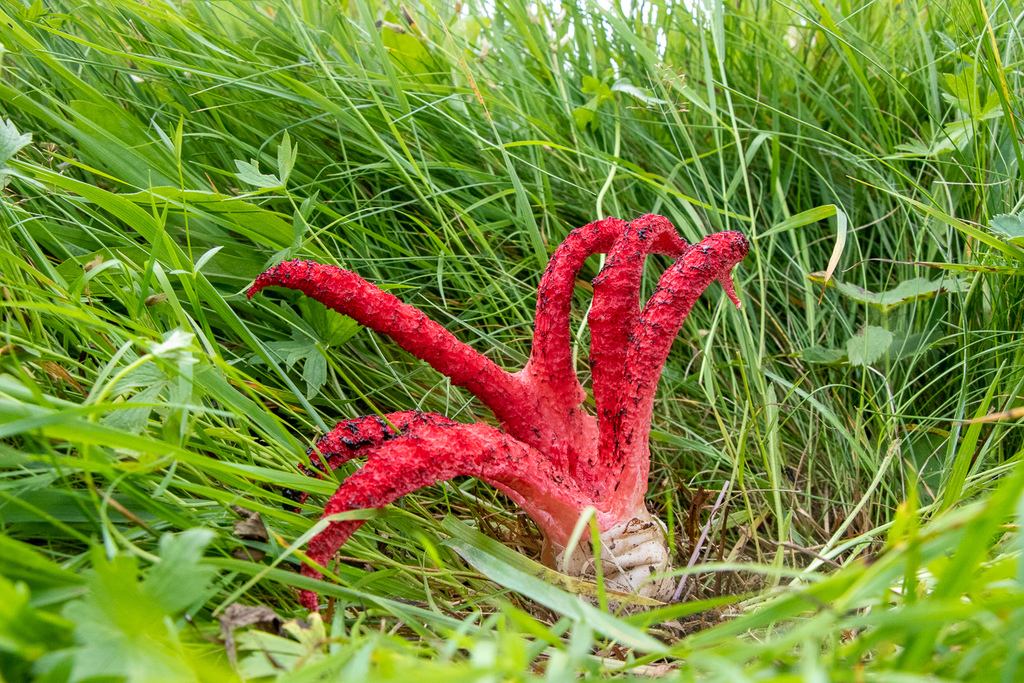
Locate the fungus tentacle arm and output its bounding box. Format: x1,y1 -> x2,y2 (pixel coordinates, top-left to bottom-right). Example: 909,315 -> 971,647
597,231 -> 749,519
520,217 -> 686,479
585,215 -> 687,498
290,412 -> 459,508
248,261 -> 534,435
298,420 -> 600,611
522,217 -> 686,410
521,218 -> 623,410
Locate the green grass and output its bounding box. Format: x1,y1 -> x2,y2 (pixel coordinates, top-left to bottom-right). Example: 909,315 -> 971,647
0,0 -> 1023,679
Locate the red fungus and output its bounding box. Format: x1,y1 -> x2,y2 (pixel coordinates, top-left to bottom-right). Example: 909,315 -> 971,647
248,215 -> 748,611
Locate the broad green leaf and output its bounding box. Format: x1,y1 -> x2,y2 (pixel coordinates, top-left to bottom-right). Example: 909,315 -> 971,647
101,382 -> 166,435
302,351 -> 327,399
581,75 -> 613,103
235,159 -> 282,189
145,529 -> 218,615
381,23 -> 438,81
298,298 -> 360,347
846,326 -> 893,366
0,118 -> 32,166
61,531 -> 225,683
990,213 -> 1024,243
807,273 -> 968,313
940,67 -> 980,115
572,106 -> 596,131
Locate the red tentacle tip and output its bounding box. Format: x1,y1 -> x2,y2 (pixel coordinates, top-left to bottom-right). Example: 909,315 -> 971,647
709,231 -> 749,308
246,259 -> 317,300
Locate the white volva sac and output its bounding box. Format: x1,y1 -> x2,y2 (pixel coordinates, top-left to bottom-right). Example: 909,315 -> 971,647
551,505 -> 675,601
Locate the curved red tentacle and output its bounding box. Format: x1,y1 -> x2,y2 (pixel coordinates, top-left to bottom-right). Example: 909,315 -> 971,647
298,419 -> 598,611
518,217 -> 688,483
521,217 -> 687,410
248,261 -> 536,437
287,412 -> 459,508
596,231 -> 749,520
521,218 -> 624,410
584,215 -> 688,498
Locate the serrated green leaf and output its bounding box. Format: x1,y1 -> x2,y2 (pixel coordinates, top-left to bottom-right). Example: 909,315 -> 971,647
381,23 -> 438,81
59,531 -> 220,683
62,552 -> 191,683
990,213 -> 1024,242
234,159 -> 281,189
298,298 -> 360,347
846,326 -> 893,366
101,382 -> 166,435
303,351 -> 327,399
145,529 -> 217,615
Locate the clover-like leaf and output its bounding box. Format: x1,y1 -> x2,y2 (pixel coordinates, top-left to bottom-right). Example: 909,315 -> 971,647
581,74 -> 614,103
